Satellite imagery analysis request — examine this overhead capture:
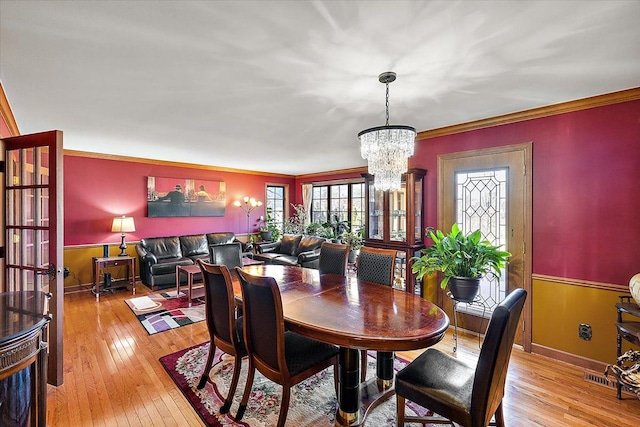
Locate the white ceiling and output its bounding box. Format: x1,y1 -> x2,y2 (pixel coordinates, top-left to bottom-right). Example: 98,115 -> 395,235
1,1 -> 639,176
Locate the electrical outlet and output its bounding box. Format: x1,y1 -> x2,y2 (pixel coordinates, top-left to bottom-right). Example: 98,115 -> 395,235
579,323 -> 592,340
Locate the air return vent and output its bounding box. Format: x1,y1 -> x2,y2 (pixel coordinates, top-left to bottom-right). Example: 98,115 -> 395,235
584,371 -> 615,389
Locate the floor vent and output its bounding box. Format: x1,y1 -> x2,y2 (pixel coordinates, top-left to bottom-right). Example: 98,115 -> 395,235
584,371 -> 615,389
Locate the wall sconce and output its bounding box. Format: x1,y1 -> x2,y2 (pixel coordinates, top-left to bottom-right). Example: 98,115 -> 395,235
111,215 -> 136,256
234,196 -> 262,239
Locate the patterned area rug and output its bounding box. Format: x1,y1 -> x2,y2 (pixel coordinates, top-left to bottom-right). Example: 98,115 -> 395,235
160,343 -> 430,426
125,291 -> 205,335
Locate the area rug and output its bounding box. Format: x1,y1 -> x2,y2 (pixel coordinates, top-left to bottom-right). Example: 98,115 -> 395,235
125,291 -> 206,335
160,343 -> 430,426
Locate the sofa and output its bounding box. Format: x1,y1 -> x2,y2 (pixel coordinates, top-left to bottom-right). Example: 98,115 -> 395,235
253,234 -> 325,268
136,232 -> 248,289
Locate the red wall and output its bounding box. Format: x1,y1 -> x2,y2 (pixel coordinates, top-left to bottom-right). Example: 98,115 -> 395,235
65,99 -> 640,287
64,156 -> 295,246
410,100 -> 640,286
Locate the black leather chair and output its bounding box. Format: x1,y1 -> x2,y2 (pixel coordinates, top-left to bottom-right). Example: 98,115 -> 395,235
395,288 -> 527,427
195,260 -> 247,414
318,242 -> 350,276
356,246 -> 397,381
209,242 -> 243,269
234,268 -> 339,427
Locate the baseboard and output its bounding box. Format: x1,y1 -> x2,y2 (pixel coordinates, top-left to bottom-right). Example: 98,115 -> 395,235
531,342 -> 607,372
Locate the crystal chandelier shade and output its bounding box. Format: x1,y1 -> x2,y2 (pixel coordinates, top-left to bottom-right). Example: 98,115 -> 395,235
358,72 -> 416,191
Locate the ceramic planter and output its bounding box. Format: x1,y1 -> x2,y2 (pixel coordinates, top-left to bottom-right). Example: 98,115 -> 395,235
448,276 -> 481,303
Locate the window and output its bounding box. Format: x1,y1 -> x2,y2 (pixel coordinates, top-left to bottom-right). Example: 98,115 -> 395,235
310,181 -> 365,232
266,185 -> 286,232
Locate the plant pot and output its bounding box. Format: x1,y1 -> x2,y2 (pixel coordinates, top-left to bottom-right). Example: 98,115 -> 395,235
348,249 -> 359,264
448,276 -> 481,303
260,231 -> 273,242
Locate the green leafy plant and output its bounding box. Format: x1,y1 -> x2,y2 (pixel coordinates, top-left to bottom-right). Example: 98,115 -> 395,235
340,228 -> 363,251
411,223 -> 511,289
260,207 -> 281,241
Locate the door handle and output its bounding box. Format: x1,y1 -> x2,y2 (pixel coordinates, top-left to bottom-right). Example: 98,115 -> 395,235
36,264 -> 57,281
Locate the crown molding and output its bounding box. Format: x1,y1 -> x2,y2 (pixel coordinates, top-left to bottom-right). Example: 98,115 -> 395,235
418,87 -> 640,140
0,82 -> 20,137
63,150 -> 296,178
295,166 -> 368,181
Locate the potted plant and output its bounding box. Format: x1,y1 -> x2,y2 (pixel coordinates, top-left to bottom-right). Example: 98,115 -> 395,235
340,228 -> 363,264
259,208 -> 281,242
411,224 -> 511,302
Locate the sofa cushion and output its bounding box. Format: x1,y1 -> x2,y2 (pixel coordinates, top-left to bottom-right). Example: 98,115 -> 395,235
180,234 -> 208,257
149,257 -> 194,275
141,237 -> 182,260
296,236 -> 325,256
206,232 -> 237,246
280,234 -> 302,256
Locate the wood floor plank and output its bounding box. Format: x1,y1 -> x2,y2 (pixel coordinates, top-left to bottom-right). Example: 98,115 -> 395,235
47,285 -> 640,426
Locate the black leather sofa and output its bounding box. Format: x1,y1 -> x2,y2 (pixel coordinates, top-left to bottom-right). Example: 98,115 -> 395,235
136,232 -> 247,289
253,234 -> 325,268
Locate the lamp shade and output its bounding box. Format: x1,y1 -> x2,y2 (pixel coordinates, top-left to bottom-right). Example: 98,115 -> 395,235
111,216 -> 136,233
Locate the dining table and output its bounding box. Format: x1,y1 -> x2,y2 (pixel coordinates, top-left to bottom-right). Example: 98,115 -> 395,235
233,264 -> 449,427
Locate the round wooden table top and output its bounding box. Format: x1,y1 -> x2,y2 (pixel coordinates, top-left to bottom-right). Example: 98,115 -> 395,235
237,264 -> 450,351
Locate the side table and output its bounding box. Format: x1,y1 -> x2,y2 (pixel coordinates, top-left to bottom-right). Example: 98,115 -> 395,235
177,258 -> 265,307
615,296 -> 640,399
92,256 -> 136,300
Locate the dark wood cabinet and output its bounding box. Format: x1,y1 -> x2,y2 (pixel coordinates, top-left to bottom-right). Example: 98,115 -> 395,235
0,291 -> 50,426
363,168 -> 426,295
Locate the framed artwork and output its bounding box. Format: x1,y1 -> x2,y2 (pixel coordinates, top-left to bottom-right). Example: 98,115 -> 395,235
147,176 -> 226,217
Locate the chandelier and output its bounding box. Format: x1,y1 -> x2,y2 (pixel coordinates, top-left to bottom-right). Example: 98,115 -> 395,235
358,71 -> 416,191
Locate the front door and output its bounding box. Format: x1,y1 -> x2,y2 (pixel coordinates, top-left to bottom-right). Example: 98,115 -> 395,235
438,142 -> 532,349
2,130 -> 64,385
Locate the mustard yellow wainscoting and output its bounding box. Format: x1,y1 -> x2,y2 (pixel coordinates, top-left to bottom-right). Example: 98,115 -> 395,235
532,274 -> 639,367
63,244 -> 139,292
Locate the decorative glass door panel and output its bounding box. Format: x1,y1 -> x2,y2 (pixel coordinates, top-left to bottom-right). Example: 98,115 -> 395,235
455,169 -> 508,316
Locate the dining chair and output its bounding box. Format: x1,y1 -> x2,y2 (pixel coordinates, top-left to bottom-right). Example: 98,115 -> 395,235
395,288 -> 527,427
318,241 -> 350,276
356,246 -> 397,286
195,259 -> 246,414
356,246 -> 398,381
209,242 -> 243,269
234,267 -> 340,427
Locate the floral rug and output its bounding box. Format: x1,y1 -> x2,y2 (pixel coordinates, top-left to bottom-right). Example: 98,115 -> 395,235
125,291 -> 205,335
159,343 -> 430,426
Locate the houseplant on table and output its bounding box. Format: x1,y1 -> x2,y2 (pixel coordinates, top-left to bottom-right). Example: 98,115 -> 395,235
411,223 -> 511,302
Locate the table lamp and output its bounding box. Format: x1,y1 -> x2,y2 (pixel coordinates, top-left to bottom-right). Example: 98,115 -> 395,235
111,215 -> 136,256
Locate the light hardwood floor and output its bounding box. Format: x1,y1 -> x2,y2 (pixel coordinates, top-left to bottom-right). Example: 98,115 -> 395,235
47,285 -> 640,426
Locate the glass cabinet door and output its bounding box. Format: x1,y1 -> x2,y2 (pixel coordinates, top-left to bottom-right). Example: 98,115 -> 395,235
368,182 -> 384,240
414,176 -> 423,241
389,184 -> 407,242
